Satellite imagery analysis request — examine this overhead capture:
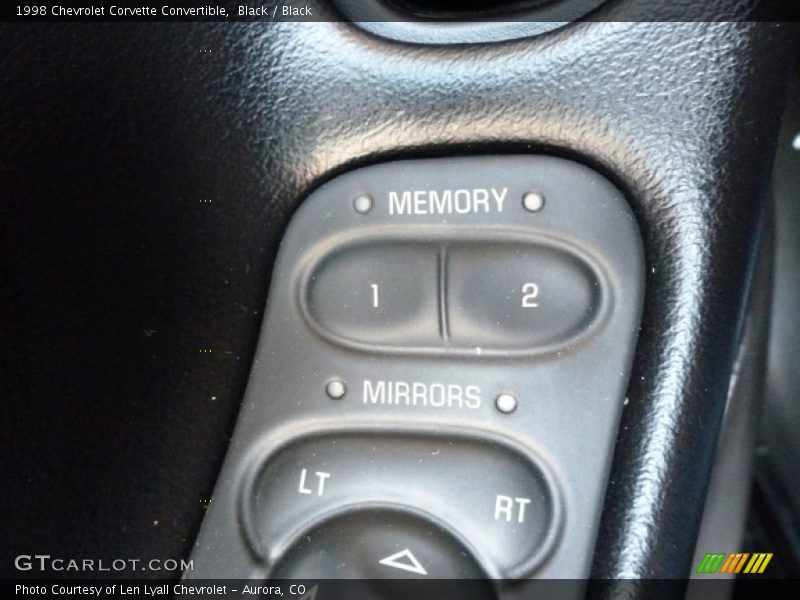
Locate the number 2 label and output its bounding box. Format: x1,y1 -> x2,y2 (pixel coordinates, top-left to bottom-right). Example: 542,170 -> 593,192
521,283 -> 539,308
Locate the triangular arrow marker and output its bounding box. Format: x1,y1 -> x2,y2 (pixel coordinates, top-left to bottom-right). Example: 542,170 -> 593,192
378,548 -> 428,575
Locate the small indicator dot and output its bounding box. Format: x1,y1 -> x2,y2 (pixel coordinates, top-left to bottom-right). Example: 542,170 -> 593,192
522,192 -> 545,213
495,393 -> 518,414
325,379 -> 347,400
353,194 -> 373,214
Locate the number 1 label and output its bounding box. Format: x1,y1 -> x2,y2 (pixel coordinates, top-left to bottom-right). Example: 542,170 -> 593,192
371,283 -> 379,308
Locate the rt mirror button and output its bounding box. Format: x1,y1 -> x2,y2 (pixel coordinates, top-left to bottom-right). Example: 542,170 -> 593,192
446,243 -> 603,351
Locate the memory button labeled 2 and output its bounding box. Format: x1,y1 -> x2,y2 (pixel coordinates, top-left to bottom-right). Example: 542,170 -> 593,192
446,242 -> 603,352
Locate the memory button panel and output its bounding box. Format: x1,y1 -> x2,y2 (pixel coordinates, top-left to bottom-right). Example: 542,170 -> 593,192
187,156 -> 645,590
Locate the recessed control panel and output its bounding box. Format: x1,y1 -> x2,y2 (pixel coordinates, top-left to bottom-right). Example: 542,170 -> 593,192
187,156 -> 644,595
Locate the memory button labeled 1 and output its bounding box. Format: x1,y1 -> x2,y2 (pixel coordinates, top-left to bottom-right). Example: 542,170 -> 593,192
304,242 -> 442,348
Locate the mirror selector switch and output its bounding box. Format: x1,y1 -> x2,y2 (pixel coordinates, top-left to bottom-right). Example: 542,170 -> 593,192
242,432 -> 559,579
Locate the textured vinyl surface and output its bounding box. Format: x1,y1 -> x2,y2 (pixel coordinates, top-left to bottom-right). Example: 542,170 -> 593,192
0,11 -> 795,583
